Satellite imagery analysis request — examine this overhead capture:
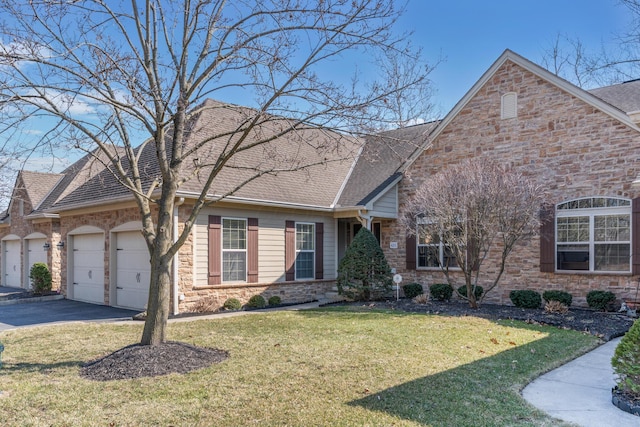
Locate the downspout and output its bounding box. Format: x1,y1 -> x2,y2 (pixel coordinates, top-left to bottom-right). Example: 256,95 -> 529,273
172,197 -> 185,315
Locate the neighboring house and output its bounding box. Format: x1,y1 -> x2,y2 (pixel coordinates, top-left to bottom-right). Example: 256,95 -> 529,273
4,49 -> 640,311
386,49 -> 640,307
0,100 -> 430,313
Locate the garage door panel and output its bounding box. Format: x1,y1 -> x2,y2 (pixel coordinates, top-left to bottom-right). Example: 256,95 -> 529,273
71,233 -> 104,305
115,231 -> 150,311
4,240 -> 21,288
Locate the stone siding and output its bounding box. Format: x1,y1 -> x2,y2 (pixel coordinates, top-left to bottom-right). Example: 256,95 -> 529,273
385,59 -> 640,307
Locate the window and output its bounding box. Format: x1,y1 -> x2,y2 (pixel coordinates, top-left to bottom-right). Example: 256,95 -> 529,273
417,222 -> 459,269
295,223 -> 315,279
556,197 -> 631,272
222,218 -> 246,282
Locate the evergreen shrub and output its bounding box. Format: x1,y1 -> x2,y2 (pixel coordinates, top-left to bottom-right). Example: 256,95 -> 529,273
509,290 -> 542,309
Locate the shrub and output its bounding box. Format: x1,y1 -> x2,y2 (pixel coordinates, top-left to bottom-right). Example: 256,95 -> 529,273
544,300 -> 569,314
412,293 -> 429,305
542,290 -> 572,307
336,228 -> 392,301
457,284 -> 483,300
268,295 -> 282,306
429,283 -> 453,301
29,262 -> 52,294
509,290 -> 542,309
223,298 -> 242,311
586,290 -> 616,311
612,318 -> 640,398
402,283 -> 424,299
192,297 -> 217,313
246,295 -> 267,309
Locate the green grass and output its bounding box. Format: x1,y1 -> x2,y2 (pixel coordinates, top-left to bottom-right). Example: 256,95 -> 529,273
0,307 -> 599,426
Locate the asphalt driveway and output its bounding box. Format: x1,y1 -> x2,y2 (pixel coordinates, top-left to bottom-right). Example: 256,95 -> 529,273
0,299 -> 138,331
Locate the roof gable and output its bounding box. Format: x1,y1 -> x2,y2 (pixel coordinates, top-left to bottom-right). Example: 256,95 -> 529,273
402,49 -> 640,171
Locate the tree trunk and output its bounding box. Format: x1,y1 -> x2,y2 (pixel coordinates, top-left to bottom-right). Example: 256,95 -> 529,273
466,281 -> 478,309
140,252 -> 172,345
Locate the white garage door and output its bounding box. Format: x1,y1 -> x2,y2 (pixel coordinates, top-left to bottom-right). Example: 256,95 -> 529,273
115,231 -> 150,311
26,238 -> 47,289
4,239 -> 21,287
71,233 -> 105,304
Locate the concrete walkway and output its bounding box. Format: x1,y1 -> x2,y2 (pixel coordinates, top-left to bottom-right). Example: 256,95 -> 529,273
522,337 -> 639,426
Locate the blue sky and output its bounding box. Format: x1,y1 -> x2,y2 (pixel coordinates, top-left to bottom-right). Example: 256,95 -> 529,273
400,0 -> 631,115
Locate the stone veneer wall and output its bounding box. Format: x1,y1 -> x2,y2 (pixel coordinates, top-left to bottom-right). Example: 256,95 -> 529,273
0,180 -> 62,289
384,60 -> 640,307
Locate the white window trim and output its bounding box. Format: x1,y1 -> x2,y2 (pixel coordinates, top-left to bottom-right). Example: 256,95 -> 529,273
295,222 -> 315,280
221,217 -> 247,283
555,198 -> 632,273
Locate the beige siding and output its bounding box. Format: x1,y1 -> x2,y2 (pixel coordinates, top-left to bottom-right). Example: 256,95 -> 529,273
194,206 -> 336,287
369,185 -> 398,219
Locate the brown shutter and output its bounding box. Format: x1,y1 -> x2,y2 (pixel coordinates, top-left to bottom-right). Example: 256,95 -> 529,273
539,205 -> 555,273
633,198 -> 640,275
247,218 -> 259,283
406,234 -> 417,270
208,215 -> 221,285
285,221 -> 295,281
315,222 -> 324,279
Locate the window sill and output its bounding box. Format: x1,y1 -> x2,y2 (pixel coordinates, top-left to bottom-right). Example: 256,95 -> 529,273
417,267 -> 462,272
554,270 -> 632,276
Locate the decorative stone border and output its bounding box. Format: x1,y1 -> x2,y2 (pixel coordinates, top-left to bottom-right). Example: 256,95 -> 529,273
612,387 -> 640,416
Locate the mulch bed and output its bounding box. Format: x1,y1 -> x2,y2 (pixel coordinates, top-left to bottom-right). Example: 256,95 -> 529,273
337,298 -> 636,341
80,342 -> 229,381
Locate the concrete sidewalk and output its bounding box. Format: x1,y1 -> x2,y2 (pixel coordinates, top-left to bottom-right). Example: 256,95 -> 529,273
522,337 -> 639,426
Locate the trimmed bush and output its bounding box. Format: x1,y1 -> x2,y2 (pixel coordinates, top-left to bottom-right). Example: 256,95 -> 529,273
336,228 -> 392,301
586,290 -> 616,311
510,290 -> 541,308
402,283 -> 424,299
268,295 -> 282,306
542,290 -> 572,307
457,284 -> 483,300
509,290 -> 542,309
223,298 -> 242,311
29,262 -> 52,294
612,318 -> 640,398
246,295 -> 267,309
429,283 -> 453,301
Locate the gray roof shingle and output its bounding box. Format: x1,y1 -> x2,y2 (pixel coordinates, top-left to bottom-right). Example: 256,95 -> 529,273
589,79 -> 640,114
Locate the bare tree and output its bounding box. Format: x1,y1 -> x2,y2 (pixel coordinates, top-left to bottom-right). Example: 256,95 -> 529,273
542,0 -> 640,87
400,159 -> 547,308
0,1 -> 435,345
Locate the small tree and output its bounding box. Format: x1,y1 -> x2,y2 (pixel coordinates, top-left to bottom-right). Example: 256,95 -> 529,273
400,159 -> 547,308
612,318 -> 640,398
29,262 -> 52,294
337,228 -> 392,301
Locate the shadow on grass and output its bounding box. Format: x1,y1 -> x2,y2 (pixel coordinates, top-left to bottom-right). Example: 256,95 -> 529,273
301,307 -> 598,426
1,360 -> 84,374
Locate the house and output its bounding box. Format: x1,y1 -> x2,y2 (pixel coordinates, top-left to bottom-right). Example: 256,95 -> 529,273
3,49 -> 640,311
386,49 -> 640,307
0,100 -> 431,313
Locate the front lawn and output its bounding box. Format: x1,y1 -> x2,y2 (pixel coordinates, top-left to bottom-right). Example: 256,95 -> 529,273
0,308 -> 599,426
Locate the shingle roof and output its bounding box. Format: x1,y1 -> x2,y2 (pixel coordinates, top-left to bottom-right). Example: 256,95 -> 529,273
38,99 -> 364,211
337,122 -> 438,207
589,79 -> 640,114
19,171 -> 63,210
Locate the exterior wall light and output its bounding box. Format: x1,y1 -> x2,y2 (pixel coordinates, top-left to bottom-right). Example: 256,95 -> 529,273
56,241 -> 65,249
43,242 -> 51,250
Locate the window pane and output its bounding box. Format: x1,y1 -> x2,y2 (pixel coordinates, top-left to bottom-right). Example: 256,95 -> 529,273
223,219 -> 246,250
557,216 -> 589,242
443,246 -> 459,268
595,244 -> 630,271
296,224 -> 315,251
418,246 -> 440,268
557,244 -> 589,270
295,252 -> 314,279
594,215 -> 630,242
223,252 -> 246,281
418,228 -> 440,245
